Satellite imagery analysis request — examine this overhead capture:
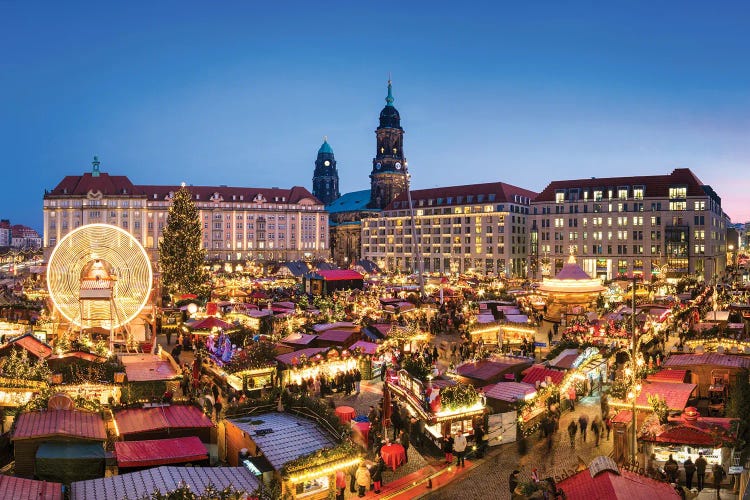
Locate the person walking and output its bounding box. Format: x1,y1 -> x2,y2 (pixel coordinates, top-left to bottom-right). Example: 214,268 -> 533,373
664,454 -> 679,484
509,469 -> 520,497
371,456 -> 385,494
398,430 -> 410,463
683,457 -> 696,490
567,419 -> 577,448
474,423 -> 487,458
591,418 -> 601,447
696,452 -> 708,491
604,416 -> 612,440
355,463 -> 371,497
578,414 -> 589,442
712,463 -> 724,499
442,433 -> 454,464
454,431 -> 467,467
548,329 -> 553,348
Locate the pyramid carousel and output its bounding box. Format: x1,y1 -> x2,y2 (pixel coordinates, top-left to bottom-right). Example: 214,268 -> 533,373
538,250 -> 606,322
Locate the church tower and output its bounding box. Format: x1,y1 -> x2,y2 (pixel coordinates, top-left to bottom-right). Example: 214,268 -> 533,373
312,137 -> 340,205
369,80 -> 408,209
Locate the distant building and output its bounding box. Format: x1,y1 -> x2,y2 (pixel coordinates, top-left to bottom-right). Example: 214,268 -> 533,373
43,157 -> 328,264
0,219 -> 10,247
529,168 -> 728,281
11,224 -> 42,249
362,181 -> 537,277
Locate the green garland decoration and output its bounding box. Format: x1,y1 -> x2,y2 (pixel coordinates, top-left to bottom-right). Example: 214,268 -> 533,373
440,384 -> 480,411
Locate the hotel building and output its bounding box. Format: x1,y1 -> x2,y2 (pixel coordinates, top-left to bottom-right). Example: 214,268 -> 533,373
529,168 -> 728,282
361,182 -> 537,277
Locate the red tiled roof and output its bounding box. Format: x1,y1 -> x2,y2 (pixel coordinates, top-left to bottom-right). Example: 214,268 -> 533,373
641,415 -> 738,446
115,436 -> 208,468
551,353 -> 579,370
46,173 -> 321,205
0,475 -> 62,500
115,405 -> 213,436
280,333 -> 318,345
349,340 -> 379,355
12,410 -> 106,441
316,329 -> 357,343
483,382 -> 536,402
456,358 -> 530,381
0,333 -> 53,359
558,465 -> 679,499
663,353 -> 750,369
647,369 -> 687,383
534,168 -> 708,203
314,270 -> 364,281
384,181 -> 538,211
635,381 -> 696,411
521,365 -> 566,386
275,347 -> 327,366
189,317 -> 233,331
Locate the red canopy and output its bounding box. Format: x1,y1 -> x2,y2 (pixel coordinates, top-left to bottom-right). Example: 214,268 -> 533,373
115,436 -> 208,468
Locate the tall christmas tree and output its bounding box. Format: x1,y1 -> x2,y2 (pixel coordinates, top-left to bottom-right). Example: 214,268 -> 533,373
159,185 -> 210,299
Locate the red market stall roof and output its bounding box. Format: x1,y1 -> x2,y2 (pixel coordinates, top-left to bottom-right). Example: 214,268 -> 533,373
316,329 -> 357,343
189,317 -> 233,331
647,369 -> 688,383
349,340 -> 379,355
12,409 -> 106,441
558,456 -> 679,500
314,269 -> 364,281
635,381 -> 696,411
0,474 -> 62,500
663,353 -> 750,369
70,466 -> 259,500
640,415 -> 739,446
280,333 -> 318,346
275,347 -> 327,366
456,357 -> 530,382
115,436 -> 208,468
115,405 -> 213,436
522,365 -> 566,386
483,382 -> 536,403
0,333 -> 53,359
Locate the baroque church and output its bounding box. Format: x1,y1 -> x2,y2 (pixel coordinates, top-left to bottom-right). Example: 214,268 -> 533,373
312,80 -> 408,268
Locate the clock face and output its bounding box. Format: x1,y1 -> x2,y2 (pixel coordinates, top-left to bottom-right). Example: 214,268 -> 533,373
395,162 -> 402,170
324,160 -> 330,167
375,162 -> 381,170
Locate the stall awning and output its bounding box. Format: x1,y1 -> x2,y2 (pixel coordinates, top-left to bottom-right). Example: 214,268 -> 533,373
115,437 -> 208,468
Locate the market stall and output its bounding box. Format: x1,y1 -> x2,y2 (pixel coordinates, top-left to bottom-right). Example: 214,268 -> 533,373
386,369 -> 486,451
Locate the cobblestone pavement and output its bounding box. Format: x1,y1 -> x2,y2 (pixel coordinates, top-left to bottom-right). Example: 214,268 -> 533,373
423,396 -> 614,500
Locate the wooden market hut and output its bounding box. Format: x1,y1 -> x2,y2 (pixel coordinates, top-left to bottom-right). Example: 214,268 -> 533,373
0,332 -> 52,360
113,405 -> 215,453
11,408 -> 107,481
314,329 -> 360,349
482,381 -> 536,414
455,356 -> 534,387
557,456 -> 679,499
662,352 -> 750,398
303,270 -> 364,296
70,466 -> 259,500
225,411 -> 358,500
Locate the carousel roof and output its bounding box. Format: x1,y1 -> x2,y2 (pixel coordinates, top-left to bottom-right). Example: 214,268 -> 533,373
537,253 -> 606,294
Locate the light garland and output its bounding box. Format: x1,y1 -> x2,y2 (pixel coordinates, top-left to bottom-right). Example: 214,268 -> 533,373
287,456 -> 362,484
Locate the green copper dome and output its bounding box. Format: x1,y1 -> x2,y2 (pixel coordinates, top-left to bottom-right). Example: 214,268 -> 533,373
318,138 -> 333,155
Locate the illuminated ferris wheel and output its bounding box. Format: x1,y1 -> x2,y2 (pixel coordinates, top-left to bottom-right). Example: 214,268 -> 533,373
47,224 -> 153,334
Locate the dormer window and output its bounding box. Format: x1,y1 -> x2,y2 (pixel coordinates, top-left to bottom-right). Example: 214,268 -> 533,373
617,186 -> 629,200
633,186 -> 644,200
555,190 -> 565,203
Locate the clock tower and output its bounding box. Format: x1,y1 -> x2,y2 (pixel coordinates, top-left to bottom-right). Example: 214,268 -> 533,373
312,137 -> 340,205
369,80 -> 408,209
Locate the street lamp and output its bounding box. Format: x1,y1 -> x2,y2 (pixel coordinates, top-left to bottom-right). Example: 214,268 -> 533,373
404,162 -> 425,297
629,274 -> 639,464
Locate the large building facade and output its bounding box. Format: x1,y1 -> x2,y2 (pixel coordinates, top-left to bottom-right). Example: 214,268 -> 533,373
529,168 -> 727,282
43,158 -> 328,264
361,182 -> 537,277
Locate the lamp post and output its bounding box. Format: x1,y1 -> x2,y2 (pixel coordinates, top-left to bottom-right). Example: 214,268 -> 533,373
630,274 -> 638,464
404,162 -> 425,298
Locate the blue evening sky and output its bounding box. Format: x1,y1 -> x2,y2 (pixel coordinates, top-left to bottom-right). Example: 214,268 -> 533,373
1,1 -> 749,232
